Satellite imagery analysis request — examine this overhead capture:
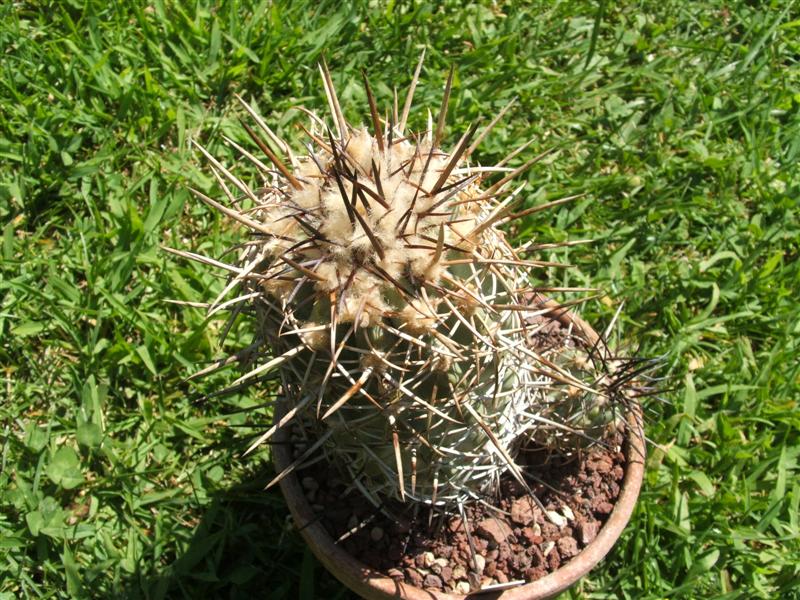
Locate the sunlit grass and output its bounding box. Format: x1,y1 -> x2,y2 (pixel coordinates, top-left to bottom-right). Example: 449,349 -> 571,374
1,1 -> 798,598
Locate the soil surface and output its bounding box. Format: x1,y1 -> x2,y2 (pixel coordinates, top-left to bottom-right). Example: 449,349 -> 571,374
296,427 -> 626,594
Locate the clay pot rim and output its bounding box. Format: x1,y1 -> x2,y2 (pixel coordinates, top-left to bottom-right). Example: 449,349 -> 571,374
273,301 -> 646,600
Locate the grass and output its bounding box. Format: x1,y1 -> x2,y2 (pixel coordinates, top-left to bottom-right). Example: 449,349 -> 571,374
0,0 -> 798,598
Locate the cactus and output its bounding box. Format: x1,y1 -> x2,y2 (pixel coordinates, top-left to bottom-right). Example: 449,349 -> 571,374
170,56 -> 632,514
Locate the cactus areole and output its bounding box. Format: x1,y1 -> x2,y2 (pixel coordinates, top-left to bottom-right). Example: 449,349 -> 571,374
172,55 -> 642,541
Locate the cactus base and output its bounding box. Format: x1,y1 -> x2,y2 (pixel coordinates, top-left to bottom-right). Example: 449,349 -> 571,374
272,302 -> 645,599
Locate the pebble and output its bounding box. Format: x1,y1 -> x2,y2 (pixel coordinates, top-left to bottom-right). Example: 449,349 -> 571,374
577,520 -> 599,545
468,572 -> 482,589
452,565 -> 467,580
542,540 -> 555,557
562,505 -> 575,521
525,566 -> 545,580
476,518 -> 513,545
594,501 -> 614,515
545,510 -> 567,528
495,570 -> 509,584
440,565 -> 453,583
405,567 -> 423,587
423,551 -> 435,568
456,581 -> 471,594
589,455 -> 613,474
471,553 -> 486,574
557,536 -> 579,559
510,497 -> 536,526
423,573 -> 442,589
520,527 -> 539,545
430,557 -> 448,574
547,548 -> 561,570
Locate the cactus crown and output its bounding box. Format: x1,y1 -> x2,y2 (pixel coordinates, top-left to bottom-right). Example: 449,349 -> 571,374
172,55 -> 629,514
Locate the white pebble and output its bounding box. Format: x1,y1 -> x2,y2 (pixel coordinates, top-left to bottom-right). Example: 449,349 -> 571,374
546,510 -> 567,528
434,557 -> 449,568
471,554 -> 486,574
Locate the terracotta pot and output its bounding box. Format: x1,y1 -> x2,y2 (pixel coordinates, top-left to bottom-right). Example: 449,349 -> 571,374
273,302 -> 646,599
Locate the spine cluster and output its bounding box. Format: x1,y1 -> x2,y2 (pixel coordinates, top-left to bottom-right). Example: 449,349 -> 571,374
171,56 -> 632,513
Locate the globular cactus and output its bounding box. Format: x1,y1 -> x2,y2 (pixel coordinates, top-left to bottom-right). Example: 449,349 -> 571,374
170,55 -> 627,513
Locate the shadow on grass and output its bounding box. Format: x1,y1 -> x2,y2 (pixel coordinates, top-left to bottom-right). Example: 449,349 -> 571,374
124,464 -> 356,600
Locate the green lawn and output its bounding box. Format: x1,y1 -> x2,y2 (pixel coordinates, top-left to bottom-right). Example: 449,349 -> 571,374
1,1 -> 798,598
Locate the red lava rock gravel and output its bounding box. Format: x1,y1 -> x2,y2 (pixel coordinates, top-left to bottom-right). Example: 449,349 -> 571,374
296,427 -> 627,594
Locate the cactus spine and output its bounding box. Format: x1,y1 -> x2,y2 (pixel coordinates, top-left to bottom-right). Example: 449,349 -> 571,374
172,56 -> 625,513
